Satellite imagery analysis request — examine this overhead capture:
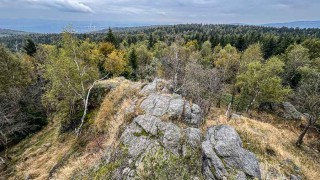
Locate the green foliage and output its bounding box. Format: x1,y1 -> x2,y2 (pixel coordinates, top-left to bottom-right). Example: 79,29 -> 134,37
295,67 -> 320,120
128,48 -> 138,80
0,45 -> 46,150
23,38 -> 37,57
236,57 -> 291,111
148,34 -> 156,49
0,45 -> 32,93
283,44 -> 310,88
105,28 -> 118,47
302,38 -> 320,59
240,43 -> 264,70
42,31 -> 99,131
200,40 -> 214,66
137,147 -> 203,179
262,35 -> 278,59
215,44 -> 240,82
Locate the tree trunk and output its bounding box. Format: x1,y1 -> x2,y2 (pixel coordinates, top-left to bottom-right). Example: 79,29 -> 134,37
75,74 -> 109,137
295,125 -> 310,147
216,98 -> 221,108
226,85 -> 236,120
246,90 -> 259,113
296,116 -> 314,147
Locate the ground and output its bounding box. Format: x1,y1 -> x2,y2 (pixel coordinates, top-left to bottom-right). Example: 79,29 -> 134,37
0,78 -> 319,180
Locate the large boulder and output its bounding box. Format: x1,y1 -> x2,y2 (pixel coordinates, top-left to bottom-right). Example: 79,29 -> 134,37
185,128 -> 202,148
273,102 -> 303,120
103,79 -> 261,180
121,115 -> 182,157
261,102 -> 304,120
140,93 -> 203,127
202,140 -> 229,179
139,78 -> 173,96
202,125 -> 261,180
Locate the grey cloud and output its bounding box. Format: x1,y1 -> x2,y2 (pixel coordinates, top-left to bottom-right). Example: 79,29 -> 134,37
0,0 -> 319,25
0,0 -> 94,13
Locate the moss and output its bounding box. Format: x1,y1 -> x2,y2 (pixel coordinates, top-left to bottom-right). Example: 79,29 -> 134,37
133,129 -> 150,137
92,161 -> 121,180
137,146 -> 203,179
133,127 -> 163,139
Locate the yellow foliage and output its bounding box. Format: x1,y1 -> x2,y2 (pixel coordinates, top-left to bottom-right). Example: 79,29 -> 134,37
104,50 -> 127,76
99,42 -> 115,57
185,40 -> 199,52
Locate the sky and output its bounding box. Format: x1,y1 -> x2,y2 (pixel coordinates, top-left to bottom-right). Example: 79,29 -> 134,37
0,0 -> 320,32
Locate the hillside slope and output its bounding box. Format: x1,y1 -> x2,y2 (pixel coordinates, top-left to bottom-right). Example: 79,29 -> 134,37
262,20 -> 320,29
0,29 -> 30,37
1,78 -> 319,179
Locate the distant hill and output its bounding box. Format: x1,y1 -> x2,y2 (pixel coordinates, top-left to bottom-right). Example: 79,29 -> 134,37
0,28 -> 30,37
261,20 -> 320,29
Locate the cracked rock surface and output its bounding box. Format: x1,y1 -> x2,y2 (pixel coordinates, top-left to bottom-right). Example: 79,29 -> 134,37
105,79 -> 261,180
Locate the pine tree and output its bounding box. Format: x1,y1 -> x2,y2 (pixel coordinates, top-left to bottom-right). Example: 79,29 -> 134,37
105,28 -> 117,47
128,48 -> 138,80
23,39 -> 37,57
148,34 -> 155,50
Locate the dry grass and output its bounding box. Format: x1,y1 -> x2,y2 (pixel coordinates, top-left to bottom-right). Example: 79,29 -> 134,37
95,78 -> 141,132
204,108 -> 320,180
6,77 -> 319,180
4,77 -> 143,180
52,78 -> 142,179
6,120 -> 77,180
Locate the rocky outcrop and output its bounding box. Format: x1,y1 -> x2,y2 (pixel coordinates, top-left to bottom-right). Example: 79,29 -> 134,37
139,79 -> 203,127
202,125 -> 261,179
261,102 -> 304,121
272,102 -> 303,120
102,79 -> 261,179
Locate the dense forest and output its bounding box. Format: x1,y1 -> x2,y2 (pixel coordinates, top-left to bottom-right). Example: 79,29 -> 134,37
0,24 -> 319,159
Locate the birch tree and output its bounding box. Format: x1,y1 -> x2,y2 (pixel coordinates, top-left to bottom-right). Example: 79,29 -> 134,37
295,68 -> 320,147
42,31 -> 102,135
236,57 -> 291,112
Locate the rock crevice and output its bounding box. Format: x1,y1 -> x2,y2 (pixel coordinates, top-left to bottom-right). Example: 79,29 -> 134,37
110,79 -> 261,179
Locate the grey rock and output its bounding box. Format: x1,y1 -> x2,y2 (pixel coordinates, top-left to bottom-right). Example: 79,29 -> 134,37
120,119 -> 157,158
231,114 -> 243,120
290,174 -> 301,180
236,171 -> 247,180
271,102 -> 303,120
282,102 -> 303,120
208,125 -> 243,147
158,122 -> 182,155
139,78 -> 171,96
122,167 -> 135,179
120,123 -> 143,145
127,136 -> 155,158
167,97 -> 185,117
140,94 -> 171,117
184,104 -> 203,126
202,141 -> 228,180
140,93 -> 203,127
134,115 -> 161,136
121,115 -> 182,156
204,125 -> 261,179
185,128 -> 202,148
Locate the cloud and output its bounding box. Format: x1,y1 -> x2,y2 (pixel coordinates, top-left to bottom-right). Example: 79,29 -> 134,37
26,0 -> 94,13
0,0 -> 319,25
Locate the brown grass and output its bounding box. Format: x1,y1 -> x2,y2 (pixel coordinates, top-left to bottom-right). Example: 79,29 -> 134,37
6,120 -> 76,180
4,77 -> 143,180
204,108 -> 320,180
52,78 -> 142,179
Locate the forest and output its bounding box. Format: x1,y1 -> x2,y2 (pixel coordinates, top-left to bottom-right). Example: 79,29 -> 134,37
0,24 -> 320,179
